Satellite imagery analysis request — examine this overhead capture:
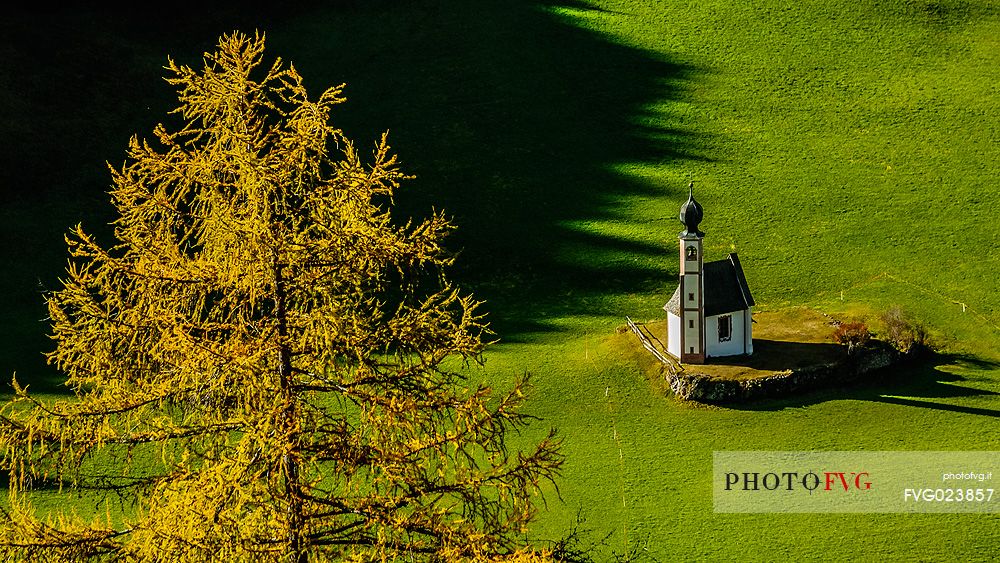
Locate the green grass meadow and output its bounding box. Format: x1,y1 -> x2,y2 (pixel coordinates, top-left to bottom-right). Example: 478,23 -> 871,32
2,2 -> 999,560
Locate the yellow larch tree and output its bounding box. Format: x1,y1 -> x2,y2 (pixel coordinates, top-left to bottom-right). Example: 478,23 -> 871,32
0,32 -> 566,562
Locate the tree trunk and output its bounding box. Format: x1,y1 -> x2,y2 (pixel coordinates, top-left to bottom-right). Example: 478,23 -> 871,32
274,261 -> 306,563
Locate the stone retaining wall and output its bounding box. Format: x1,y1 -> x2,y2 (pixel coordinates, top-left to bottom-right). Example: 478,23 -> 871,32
667,343 -> 907,403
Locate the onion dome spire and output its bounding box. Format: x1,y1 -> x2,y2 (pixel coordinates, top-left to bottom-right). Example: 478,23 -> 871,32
679,182 -> 704,236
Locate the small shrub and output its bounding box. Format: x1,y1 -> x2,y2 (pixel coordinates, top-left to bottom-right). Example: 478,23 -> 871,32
832,321 -> 871,354
880,306 -> 928,354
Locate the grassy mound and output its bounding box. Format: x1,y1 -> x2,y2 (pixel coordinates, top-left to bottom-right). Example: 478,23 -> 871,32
630,308 -> 849,381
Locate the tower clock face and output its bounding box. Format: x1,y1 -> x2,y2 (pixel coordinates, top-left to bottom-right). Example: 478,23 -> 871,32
686,245 -> 698,260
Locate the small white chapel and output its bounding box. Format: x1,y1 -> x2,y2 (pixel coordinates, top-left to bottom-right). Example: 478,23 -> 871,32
663,185 -> 755,364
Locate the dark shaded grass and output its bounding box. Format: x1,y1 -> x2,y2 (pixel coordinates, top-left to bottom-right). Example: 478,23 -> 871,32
725,351 -> 1000,415
0,1 -> 706,390
262,2 -> 708,339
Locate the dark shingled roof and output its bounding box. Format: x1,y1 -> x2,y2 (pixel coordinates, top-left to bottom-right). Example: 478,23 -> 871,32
663,253 -> 755,317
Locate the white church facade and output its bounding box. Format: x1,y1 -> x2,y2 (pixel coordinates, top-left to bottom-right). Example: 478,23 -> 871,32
664,186 -> 754,364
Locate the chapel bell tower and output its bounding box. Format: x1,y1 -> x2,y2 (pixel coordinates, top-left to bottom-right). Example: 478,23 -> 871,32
678,183 -> 705,364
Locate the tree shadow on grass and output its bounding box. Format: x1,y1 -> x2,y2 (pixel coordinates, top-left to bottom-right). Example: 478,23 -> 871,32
0,2 -> 707,390
271,1 -> 710,341
727,352 -> 1000,417
0,6 -> 335,395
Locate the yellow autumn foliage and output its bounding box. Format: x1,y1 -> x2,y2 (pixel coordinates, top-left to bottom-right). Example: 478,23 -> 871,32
0,32 -> 565,562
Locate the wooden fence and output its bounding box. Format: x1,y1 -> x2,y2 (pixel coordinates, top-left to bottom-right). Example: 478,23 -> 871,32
625,316 -> 680,376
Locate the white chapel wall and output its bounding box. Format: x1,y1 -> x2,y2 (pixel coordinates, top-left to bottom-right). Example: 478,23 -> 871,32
705,311 -> 747,357
667,312 -> 681,358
